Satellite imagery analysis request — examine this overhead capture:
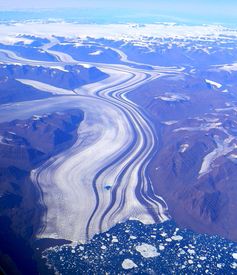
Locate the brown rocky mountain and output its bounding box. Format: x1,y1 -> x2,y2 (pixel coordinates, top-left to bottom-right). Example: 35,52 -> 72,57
0,109 -> 84,274
129,73 -> 237,241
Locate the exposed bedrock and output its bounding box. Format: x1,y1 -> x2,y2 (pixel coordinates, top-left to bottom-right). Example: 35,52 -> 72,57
0,109 -> 84,274
129,74 -> 237,241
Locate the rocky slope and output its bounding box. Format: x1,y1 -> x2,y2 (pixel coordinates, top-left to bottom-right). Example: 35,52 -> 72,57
0,76 -> 54,104
129,73 -> 237,241
0,109 -> 84,274
0,64 -> 108,90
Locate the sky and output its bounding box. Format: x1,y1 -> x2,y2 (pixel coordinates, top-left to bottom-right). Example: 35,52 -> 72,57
0,0 -> 236,25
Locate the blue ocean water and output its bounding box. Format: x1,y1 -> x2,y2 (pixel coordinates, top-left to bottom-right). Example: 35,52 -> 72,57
43,220 -> 237,274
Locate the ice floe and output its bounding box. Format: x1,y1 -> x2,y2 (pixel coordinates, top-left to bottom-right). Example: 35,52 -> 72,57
122,259 -> 137,270
135,243 -> 159,258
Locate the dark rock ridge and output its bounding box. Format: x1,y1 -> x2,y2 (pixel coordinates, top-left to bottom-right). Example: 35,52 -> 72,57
0,63 -> 109,90
0,63 -> 109,105
51,43 -> 121,64
0,76 -> 53,104
118,37 -> 237,67
0,42 -> 57,62
0,109 -> 84,274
